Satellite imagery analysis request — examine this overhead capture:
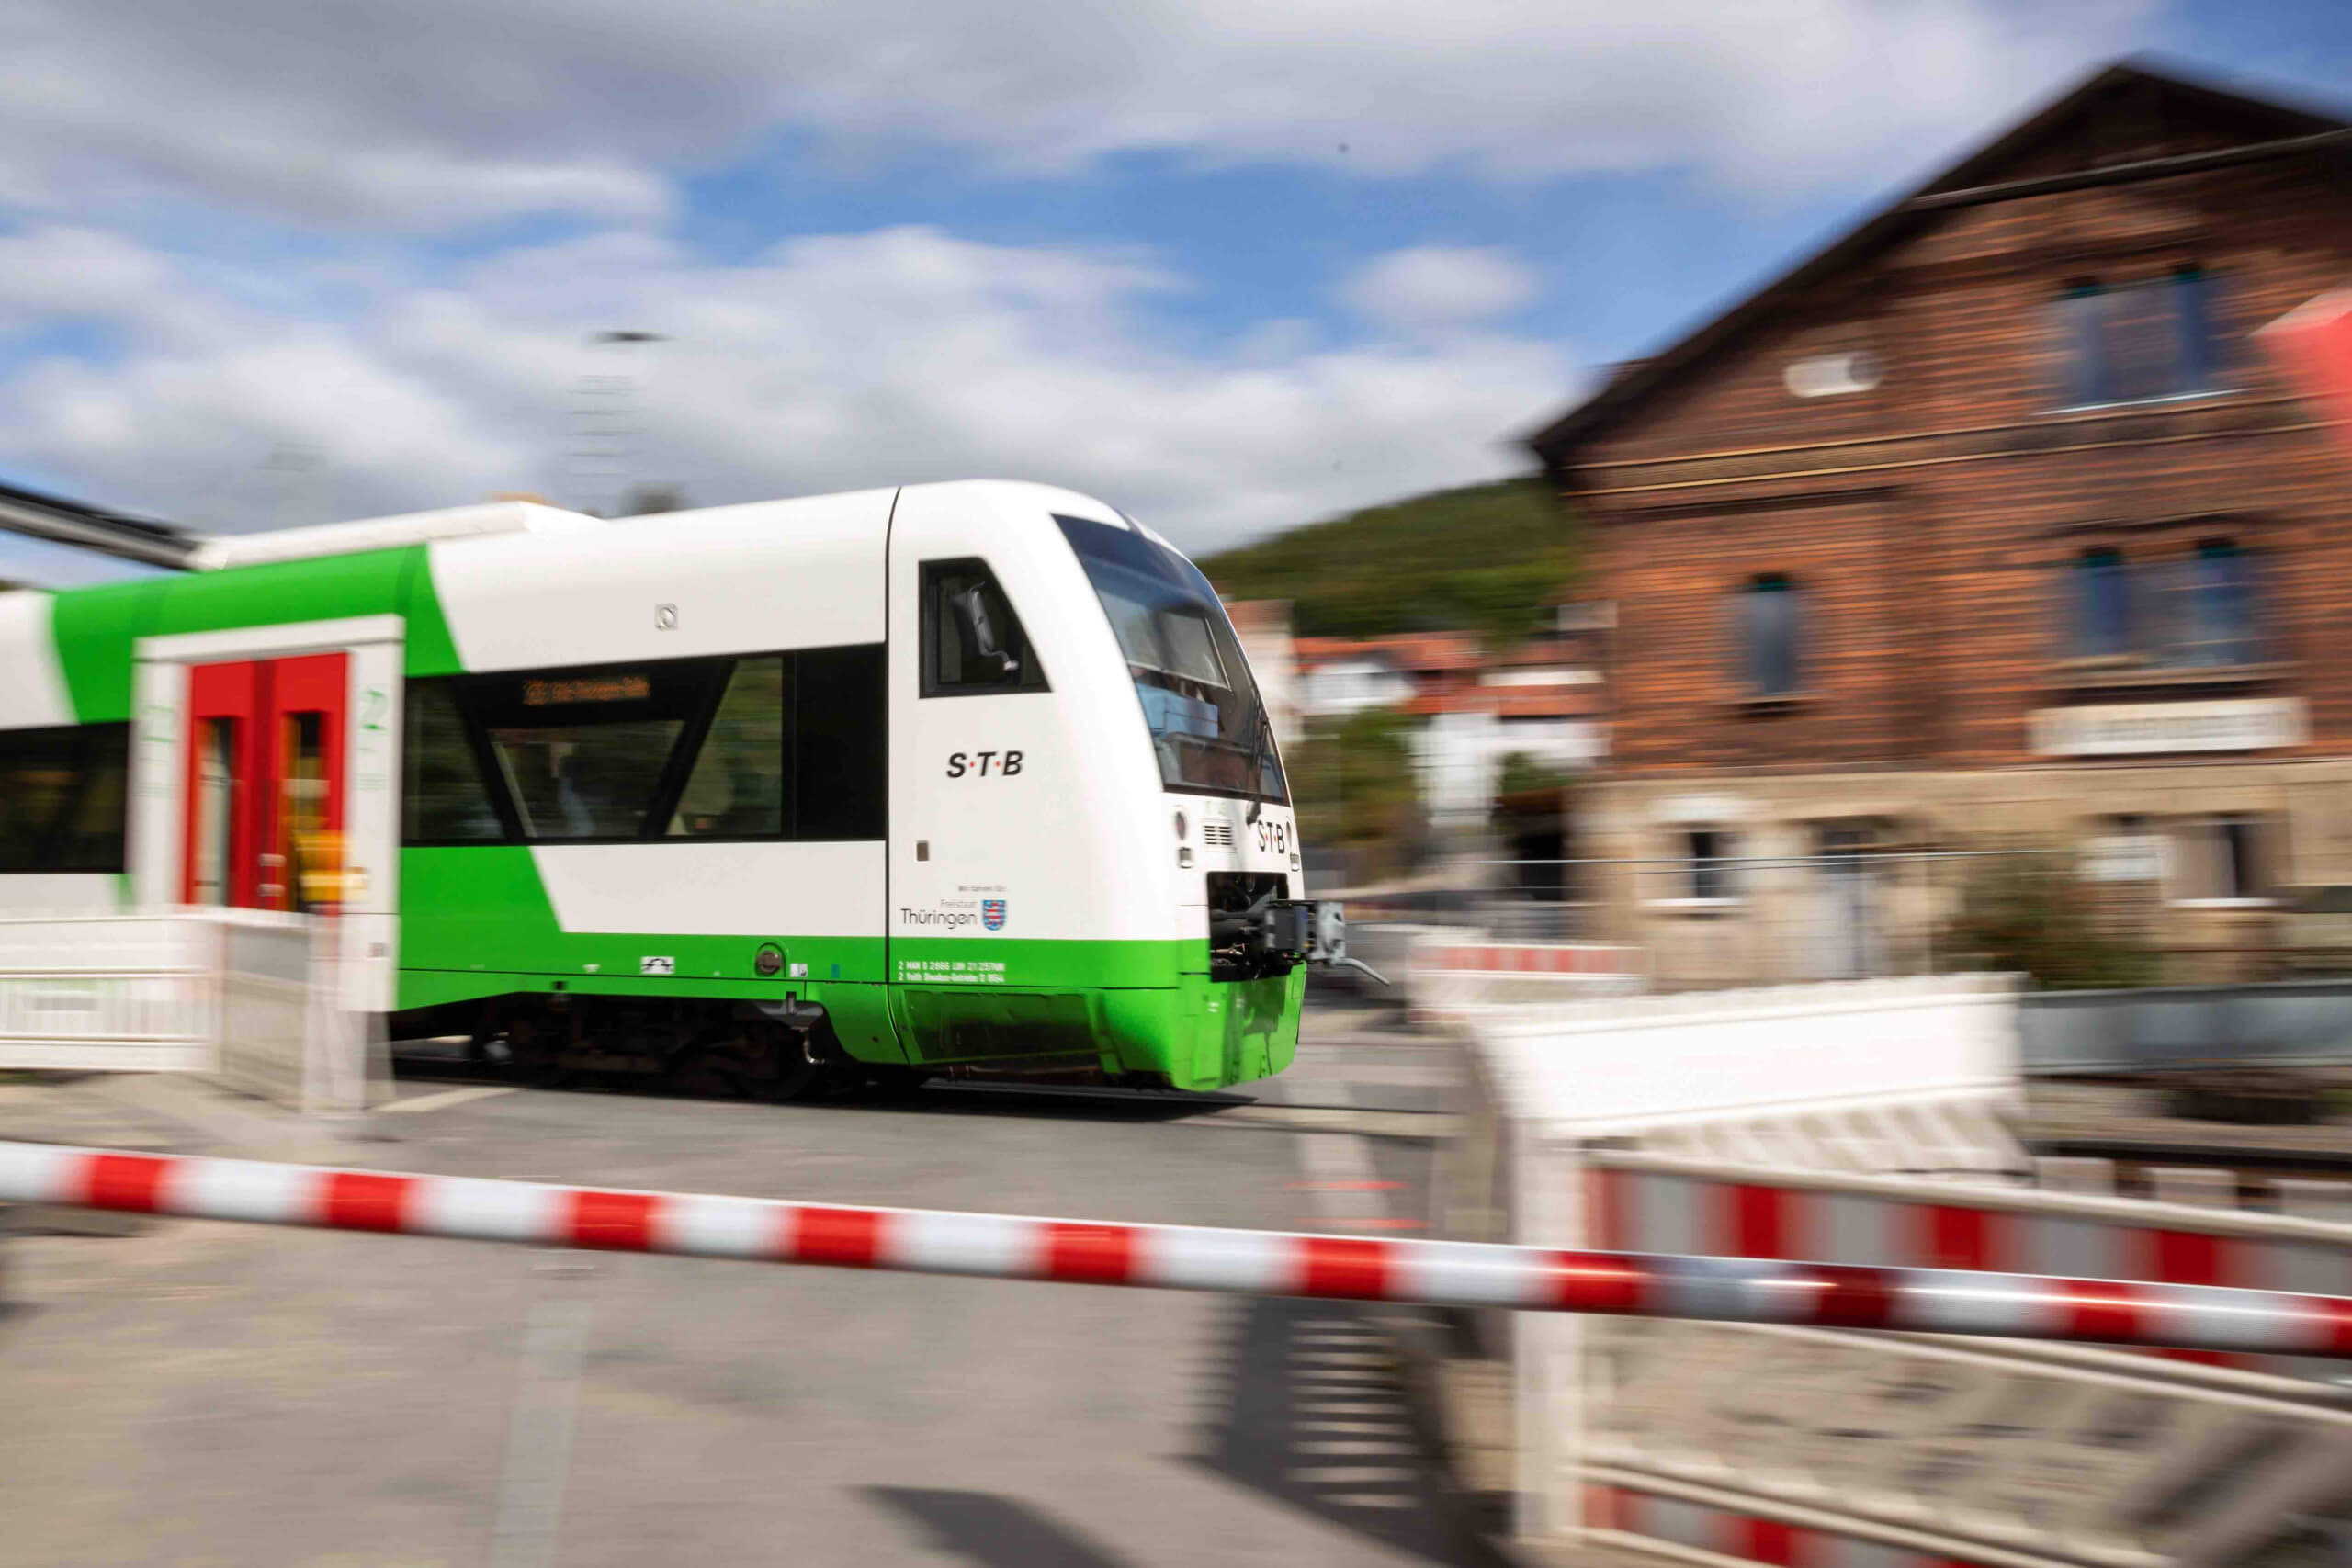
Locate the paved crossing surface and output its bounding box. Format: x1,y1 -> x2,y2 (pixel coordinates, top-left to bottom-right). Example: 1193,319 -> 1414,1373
0,996 -> 1496,1567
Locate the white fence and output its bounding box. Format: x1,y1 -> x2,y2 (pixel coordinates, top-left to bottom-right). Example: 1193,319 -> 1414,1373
1441,974 -> 2352,1568
0,908 -> 378,1115
0,913 -> 225,1074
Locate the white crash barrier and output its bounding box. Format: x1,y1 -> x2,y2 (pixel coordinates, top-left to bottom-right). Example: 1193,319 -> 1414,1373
1407,935 -> 1646,1020
0,912 -> 225,1073
1442,973 -> 2352,1568
0,908 -> 379,1115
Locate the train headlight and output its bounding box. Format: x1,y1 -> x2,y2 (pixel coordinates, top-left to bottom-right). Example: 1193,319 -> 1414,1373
1173,810 -> 1187,840
1178,846 -> 1193,868
755,942 -> 786,976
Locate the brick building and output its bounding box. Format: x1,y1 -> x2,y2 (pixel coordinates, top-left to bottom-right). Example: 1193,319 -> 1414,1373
1528,62 -> 2352,984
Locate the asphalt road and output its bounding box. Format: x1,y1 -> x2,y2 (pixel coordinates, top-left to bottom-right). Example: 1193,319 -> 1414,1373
0,995 -> 1485,1568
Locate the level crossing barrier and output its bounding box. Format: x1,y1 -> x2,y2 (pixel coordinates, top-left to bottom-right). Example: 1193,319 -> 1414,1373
1405,936 -> 1646,1021
0,1140 -> 2346,1366
1589,1150 -> 2352,1382
1440,973 -> 2352,1567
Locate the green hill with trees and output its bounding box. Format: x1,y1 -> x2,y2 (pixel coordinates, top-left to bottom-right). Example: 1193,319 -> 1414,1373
1196,476 -> 1573,647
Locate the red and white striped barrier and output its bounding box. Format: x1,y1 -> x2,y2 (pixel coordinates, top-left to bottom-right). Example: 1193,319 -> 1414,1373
1408,941 -> 1647,1025
3,1141 -> 2351,1360
1423,943 -> 1640,976
1589,1155 -> 2352,1376
1585,1483 -> 1987,1568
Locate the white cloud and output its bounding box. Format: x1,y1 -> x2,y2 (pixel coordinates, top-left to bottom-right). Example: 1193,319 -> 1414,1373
0,228 -> 177,329
1340,246 -> 1541,333
0,1 -> 2154,230
0,226 -> 1572,558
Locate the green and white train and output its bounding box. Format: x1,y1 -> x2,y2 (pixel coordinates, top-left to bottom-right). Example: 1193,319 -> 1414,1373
0,480 -> 1355,1095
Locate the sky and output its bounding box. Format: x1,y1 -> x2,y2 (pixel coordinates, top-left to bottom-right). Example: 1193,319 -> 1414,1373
0,1 -> 2347,584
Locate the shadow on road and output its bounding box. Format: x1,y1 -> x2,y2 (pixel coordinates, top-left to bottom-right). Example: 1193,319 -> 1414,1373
390,1048 -> 1260,1125
862,1486 -> 1136,1567
1187,1296 -> 1496,1566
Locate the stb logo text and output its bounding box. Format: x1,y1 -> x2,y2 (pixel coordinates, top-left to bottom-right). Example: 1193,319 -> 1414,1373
981,899 -> 1008,931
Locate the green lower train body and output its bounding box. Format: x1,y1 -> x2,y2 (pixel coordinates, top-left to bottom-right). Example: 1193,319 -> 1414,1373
395,849 -> 1299,1091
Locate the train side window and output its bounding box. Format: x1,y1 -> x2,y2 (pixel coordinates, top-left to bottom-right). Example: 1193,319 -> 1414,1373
922,559 -> 1048,697
670,656 -> 787,838
795,645 -> 887,839
49,725 -> 129,872
402,681 -> 503,841
469,660 -> 720,840
0,724 -> 129,873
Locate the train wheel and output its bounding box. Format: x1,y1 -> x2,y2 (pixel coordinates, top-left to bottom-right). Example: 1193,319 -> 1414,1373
743,1023 -> 820,1103
507,1014 -> 571,1089
662,1043 -> 729,1099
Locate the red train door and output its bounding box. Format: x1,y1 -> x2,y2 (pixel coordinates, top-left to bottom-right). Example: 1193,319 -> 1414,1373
181,653 -> 349,910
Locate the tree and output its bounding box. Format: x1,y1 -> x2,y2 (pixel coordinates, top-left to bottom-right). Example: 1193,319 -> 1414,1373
1493,750 -> 1576,807
1288,709 -> 1427,885
1198,478 -> 1577,648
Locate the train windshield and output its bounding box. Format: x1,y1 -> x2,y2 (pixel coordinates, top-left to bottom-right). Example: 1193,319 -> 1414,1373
1055,514 -> 1287,803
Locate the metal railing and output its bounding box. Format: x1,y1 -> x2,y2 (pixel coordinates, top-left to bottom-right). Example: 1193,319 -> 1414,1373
1343,849 -> 2327,992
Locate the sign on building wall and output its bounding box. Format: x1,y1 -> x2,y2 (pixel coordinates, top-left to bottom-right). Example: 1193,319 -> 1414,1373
2029,697 -> 2306,757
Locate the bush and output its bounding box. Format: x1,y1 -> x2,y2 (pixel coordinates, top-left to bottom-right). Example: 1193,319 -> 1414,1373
1493,750 -> 1576,807
1949,852 -> 2158,990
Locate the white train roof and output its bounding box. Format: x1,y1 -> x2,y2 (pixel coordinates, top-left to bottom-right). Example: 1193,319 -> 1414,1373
186,501 -> 605,571
186,480 -> 1155,574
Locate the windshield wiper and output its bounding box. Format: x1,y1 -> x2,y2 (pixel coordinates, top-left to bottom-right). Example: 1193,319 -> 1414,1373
1243,702 -> 1275,826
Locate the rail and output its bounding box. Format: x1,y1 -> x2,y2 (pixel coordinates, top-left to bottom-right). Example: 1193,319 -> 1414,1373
2,1141 -> 2348,1361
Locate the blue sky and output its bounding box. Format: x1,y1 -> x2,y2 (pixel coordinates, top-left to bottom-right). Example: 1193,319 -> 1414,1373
0,0 -> 2346,584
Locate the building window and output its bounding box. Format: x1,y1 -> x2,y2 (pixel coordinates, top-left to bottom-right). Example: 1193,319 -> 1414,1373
2056,268 -> 2223,407
2062,540 -> 2263,669
2070,547 -> 2132,658
2220,816 -> 2265,901
1687,828 -> 1736,900
2185,539 -> 2258,667
1736,575 -> 1800,696
2171,813 -> 2274,902
2176,265 -> 2218,393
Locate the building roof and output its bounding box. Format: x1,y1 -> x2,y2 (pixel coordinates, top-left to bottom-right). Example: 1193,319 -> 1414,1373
1221,598 -> 1293,636
1524,59 -> 2352,467
1490,638 -> 1599,670
1295,631 -> 1485,673
1400,682 -> 1600,720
